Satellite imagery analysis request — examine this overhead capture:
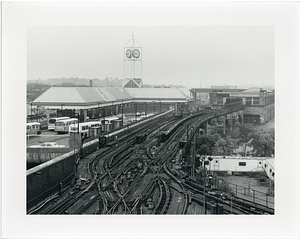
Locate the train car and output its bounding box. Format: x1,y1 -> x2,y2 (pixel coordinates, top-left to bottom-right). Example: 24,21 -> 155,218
174,115 -> 183,120
99,109 -> 175,147
54,118 -> 78,134
204,106 -> 212,112
134,133 -> 147,144
160,110 -> 206,143
160,121 -> 183,143
179,140 -> 187,148
98,135 -> 106,148
26,122 -> 41,135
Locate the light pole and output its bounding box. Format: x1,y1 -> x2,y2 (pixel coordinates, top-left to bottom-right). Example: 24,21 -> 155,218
102,107 -> 106,133
36,104 -> 40,122
121,100 -> 124,126
73,112 -> 80,177
191,126 -> 196,179
144,102 -> 147,117
159,100 -> 161,113
135,103 -> 138,121
153,101 -> 156,115
30,103 -> 33,122
74,112 -> 80,134
111,101 -> 115,116
98,103 -> 101,120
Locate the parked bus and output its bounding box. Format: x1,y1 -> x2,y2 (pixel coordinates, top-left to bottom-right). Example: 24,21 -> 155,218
26,122 -> 41,135
101,116 -> 120,132
54,118 -> 78,134
48,117 -> 70,130
69,121 -> 101,138
102,116 -> 119,124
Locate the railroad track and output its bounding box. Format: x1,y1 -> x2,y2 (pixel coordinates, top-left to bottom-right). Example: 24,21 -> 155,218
182,179 -> 273,215
37,106 -> 273,215
39,181 -> 96,214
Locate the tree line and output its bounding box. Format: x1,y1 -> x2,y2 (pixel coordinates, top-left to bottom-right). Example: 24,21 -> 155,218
196,124 -> 275,158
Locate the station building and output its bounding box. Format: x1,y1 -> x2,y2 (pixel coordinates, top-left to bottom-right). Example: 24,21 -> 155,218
31,86 -> 191,124
190,87 -> 275,124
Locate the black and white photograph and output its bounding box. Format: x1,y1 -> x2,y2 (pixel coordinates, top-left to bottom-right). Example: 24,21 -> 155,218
26,25 -> 275,215
2,1 -> 300,238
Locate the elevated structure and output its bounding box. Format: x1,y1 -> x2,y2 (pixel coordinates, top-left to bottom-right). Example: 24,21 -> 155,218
123,34 -> 142,88
190,87 -> 274,124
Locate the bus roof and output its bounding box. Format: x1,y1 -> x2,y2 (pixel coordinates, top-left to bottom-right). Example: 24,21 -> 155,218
58,118 -> 78,122
70,121 -> 100,127
104,116 -> 119,121
26,122 -> 41,126
49,116 -> 70,119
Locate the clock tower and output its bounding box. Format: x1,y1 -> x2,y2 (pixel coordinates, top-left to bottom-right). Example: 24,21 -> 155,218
123,34 -> 142,88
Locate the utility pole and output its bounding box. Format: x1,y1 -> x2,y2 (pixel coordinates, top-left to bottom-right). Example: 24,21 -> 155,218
121,100 -> 124,126
192,130 -> 196,179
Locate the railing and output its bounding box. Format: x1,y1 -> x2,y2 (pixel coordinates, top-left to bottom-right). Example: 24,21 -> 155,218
215,178 -> 274,209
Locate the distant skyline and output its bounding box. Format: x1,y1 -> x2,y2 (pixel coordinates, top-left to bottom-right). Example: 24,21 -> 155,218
28,25 -> 274,89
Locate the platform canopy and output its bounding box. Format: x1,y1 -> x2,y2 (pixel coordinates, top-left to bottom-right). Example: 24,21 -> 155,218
32,86 -> 190,109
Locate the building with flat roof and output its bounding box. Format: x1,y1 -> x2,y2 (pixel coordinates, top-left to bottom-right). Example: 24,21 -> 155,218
190,87 -> 274,124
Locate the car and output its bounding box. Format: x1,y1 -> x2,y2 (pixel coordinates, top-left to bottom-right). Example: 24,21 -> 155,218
30,142 -> 65,148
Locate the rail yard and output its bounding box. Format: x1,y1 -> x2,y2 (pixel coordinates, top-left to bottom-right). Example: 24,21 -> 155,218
28,106 -> 274,215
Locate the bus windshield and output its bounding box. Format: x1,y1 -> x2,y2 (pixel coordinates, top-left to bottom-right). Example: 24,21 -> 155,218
70,126 -> 78,131
55,122 -> 65,126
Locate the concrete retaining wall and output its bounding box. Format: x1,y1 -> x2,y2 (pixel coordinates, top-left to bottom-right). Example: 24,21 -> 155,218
27,138 -> 99,211
27,148 -> 71,164
27,150 -> 77,210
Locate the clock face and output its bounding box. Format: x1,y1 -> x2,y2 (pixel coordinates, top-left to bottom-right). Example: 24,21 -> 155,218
126,49 -> 131,58
133,49 -> 140,58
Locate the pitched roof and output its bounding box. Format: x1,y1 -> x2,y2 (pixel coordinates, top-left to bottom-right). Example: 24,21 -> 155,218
33,87 -> 132,104
33,87 -> 90,103
99,87 -> 132,101
32,86 -> 188,107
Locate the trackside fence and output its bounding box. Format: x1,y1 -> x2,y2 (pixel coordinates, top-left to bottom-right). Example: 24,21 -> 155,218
215,178 -> 274,209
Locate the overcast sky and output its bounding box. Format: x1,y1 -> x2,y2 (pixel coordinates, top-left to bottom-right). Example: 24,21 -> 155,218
28,25 -> 274,88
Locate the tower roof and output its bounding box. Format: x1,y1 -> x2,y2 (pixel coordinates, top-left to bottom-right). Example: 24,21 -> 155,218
124,33 -> 142,48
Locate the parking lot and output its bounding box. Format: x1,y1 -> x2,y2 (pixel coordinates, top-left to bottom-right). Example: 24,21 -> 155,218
27,130 -> 70,148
